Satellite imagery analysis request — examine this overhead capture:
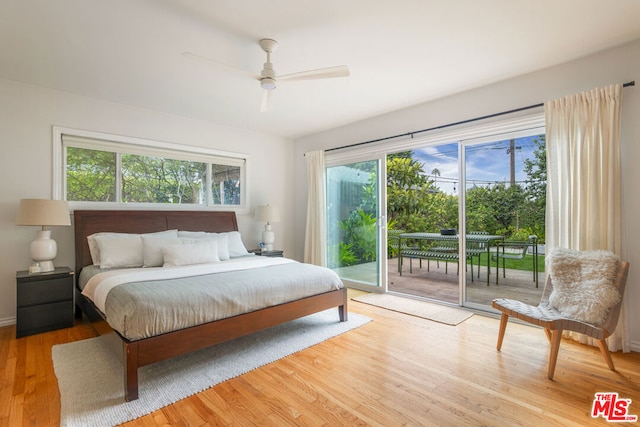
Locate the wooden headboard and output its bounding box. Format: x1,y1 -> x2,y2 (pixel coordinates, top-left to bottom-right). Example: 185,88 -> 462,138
74,210 -> 238,275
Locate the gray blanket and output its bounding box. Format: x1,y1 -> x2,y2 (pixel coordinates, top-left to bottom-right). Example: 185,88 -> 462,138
101,262 -> 343,341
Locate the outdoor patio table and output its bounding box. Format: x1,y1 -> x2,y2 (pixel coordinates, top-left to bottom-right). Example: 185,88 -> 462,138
398,232 -> 503,286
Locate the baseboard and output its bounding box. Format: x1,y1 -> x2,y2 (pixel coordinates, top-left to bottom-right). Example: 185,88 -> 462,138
0,316 -> 16,328
629,340 -> 640,353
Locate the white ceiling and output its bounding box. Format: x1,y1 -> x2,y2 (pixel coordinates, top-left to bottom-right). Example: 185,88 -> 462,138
2,0 -> 640,139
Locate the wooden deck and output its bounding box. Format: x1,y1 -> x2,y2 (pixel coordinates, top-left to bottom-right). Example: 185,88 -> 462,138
337,257 -> 545,308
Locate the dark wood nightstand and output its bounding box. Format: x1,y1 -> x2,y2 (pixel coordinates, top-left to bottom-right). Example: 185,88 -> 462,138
250,249 -> 284,257
16,267 -> 74,338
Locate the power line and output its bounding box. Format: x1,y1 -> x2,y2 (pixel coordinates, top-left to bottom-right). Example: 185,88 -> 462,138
421,138 -> 539,157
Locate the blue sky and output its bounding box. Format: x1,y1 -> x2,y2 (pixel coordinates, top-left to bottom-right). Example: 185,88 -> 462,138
410,135 -> 544,195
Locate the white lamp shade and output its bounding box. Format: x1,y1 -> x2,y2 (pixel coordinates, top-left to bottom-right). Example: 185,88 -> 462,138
16,199 -> 71,227
254,204 -> 280,224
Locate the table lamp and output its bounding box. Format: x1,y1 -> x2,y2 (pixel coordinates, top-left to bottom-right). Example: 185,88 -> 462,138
16,199 -> 71,273
255,204 -> 280,251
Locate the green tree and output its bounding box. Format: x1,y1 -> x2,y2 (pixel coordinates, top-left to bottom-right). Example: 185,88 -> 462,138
65,146 -> 243,205
386,155 -> 457,233
522,136 -> 546,240
431,168 -> 441,189
121,155 -> 206,204
465,185 -> 497,232
66,147 -> 116,201
341,209 -> 378,262
486,183 -> 528,236
465,182 -> 532,238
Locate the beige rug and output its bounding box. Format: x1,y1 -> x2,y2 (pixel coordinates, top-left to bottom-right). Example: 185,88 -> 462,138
353,293 -> 473,325
52,310 -> 371,427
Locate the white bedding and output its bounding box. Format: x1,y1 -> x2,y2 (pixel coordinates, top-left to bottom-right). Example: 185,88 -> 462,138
82,256 -> 295,314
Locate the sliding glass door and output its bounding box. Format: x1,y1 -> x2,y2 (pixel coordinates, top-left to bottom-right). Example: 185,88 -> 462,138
326,158 -> 385,291
323,114 -> 546,310
386,145 -> 462,303
462,132 -> 546,309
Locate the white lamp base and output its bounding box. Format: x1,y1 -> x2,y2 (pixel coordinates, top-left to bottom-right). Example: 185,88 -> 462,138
30,230 -> 57,272
37,261 -> 55,273
262,224 -> 275,252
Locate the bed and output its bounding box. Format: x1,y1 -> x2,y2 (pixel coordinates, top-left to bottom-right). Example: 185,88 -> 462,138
73,210 -> 347,401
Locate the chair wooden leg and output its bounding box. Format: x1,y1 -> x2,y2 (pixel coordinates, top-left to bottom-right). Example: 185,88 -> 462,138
548,329 -> 562,379
597,339 -> 616,370
543,328 -> 552,343
496,313 -> 509,351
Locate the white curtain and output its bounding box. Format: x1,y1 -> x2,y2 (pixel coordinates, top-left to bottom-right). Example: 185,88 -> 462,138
304,150 -> 327,266
545,84 -> 628,351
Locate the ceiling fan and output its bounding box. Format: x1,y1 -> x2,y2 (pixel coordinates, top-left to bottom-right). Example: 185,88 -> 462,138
183,38 -> 350,112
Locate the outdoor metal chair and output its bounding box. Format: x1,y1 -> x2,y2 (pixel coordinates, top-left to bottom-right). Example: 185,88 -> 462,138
389,229 -> 422,272
491,235 -> 538,287
387,229 -> 405,259
491,255 -> 629,379
467,231 -> 489,278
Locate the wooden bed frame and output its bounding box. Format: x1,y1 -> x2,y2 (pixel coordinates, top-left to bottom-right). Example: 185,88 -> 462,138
73,210 -> 348,401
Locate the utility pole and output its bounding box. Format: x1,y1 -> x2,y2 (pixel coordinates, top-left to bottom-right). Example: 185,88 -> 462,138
488,140 -> 521,186
506,139 -> 520,187
509,139 -> 515,186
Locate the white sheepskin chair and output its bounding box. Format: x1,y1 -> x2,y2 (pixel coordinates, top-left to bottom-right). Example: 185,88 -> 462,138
491,248 -> 629,379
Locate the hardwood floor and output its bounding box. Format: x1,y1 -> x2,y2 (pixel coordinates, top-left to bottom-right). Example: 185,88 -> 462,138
2,289 -> 639,426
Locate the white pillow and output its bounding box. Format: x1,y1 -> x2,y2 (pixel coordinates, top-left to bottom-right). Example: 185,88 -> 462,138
177,231 -> 207,238
142,236 -> 187,267
87,230 -> 177,265
223,231 -> 250,257
177,231 -> 230,260
162,240 -> 220,267
95,234 -> 144,268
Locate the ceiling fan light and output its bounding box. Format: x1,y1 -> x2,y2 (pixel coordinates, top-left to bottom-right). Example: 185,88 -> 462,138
261,77 -> 276,90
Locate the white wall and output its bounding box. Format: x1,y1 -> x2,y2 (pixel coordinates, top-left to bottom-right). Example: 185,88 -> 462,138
0,78 -> 294,326
293,39 -> 640,351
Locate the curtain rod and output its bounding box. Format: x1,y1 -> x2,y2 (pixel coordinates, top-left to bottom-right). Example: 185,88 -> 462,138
325,80 -> 635,153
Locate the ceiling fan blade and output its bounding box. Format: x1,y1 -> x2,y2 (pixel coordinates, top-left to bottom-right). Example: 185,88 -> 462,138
260,89 -> 273,113
182,51 -> 260,80
278,65 -> 350,82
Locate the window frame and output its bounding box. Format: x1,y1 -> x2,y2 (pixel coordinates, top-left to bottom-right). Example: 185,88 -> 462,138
53,126 -> 250,213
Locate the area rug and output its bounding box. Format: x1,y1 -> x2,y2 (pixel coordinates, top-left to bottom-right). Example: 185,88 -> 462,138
352,293 -> 472,325
52,309 -> 371,427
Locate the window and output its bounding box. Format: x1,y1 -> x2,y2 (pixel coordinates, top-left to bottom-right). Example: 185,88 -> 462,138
54,127 -> 248,210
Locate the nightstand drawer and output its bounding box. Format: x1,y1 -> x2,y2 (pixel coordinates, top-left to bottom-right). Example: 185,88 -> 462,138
16,267 -> 74,338
16,300 -> 74,338
17,276 -> 73,306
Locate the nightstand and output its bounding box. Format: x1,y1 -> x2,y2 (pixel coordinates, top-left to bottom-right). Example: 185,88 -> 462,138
250,249 -> 284,257
16,267 -> 74,338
